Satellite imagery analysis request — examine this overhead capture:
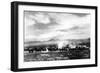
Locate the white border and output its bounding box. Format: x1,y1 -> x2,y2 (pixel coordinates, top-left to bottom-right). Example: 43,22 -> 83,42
18,5 -> 96,68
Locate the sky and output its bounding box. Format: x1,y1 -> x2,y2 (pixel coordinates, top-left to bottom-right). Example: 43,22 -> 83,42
24,11 -> 91,42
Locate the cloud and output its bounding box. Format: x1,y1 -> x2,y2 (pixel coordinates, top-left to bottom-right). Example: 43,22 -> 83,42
24,11 -> 90,42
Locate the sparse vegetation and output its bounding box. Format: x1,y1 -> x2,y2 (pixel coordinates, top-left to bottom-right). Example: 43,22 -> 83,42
24,39 -> 90,62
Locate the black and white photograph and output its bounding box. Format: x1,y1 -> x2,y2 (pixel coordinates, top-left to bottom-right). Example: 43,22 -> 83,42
24,11 -> 91,62
11,1 -> 97,71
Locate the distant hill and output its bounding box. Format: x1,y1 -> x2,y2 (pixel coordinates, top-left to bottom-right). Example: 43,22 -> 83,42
24,38 -> 90,47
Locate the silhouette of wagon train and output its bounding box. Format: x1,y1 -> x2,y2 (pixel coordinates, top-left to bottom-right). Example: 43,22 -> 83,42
24,43 -> 90,54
